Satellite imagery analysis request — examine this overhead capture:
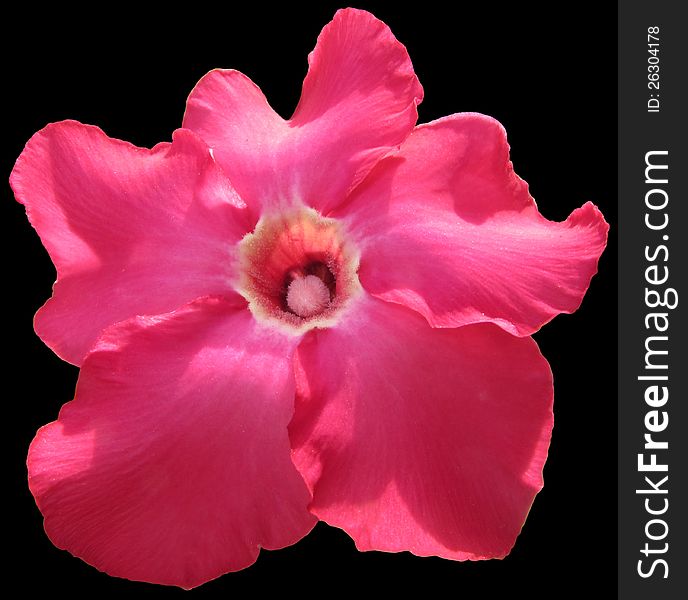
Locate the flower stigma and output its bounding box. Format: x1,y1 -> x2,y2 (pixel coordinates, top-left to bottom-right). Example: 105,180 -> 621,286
286,275 -> 331,317
236,207 -> 362,334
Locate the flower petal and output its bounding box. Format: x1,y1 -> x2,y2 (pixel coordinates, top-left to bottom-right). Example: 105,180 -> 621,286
28,297 -> 315,588
289,295 -> 553,559
183,8 -> 423,217
335,113 -> 608,336
10,121 -> 251,365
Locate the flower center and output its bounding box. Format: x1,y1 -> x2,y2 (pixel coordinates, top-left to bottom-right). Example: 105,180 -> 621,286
236,207 -> 361,333
286,274 -> 330,317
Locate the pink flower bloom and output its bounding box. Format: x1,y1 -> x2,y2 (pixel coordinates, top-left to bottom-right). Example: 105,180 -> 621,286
11,8 -> 608,589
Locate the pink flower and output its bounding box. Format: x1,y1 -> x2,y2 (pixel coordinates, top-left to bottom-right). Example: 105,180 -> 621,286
11,8 -> 608,589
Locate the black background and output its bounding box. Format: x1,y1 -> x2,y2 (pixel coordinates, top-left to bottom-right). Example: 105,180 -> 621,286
4,2 -> 616,597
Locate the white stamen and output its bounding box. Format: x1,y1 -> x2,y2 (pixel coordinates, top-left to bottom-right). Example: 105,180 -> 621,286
286,275 -> 330,318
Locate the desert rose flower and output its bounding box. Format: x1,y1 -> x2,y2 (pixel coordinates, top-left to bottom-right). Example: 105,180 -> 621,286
11,8 -> 608,589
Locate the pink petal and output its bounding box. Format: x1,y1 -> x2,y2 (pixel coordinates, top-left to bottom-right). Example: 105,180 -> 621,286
289,295 -> 553,559
28,297 -> 315,588
335,113 -> 608,336
11,121 -> 251,365
183,8 -> 423,217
